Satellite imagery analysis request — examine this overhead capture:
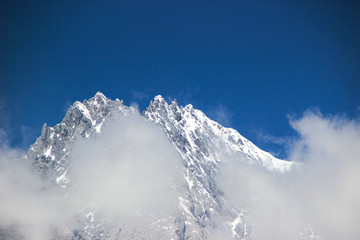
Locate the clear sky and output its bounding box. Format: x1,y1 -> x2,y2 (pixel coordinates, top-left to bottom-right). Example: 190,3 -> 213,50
1,0 -> 359,157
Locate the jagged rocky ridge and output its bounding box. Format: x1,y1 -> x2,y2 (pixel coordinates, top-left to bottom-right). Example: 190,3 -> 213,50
26,92 -> 293,239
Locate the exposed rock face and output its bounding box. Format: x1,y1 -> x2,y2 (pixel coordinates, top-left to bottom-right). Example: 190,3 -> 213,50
27,92 -> 130,186
26,92 -> 293,239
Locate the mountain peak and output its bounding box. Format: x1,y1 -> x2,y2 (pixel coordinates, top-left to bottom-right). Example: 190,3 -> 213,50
95,91 -> 106,98
147,94 -> 169,113
25,93 -> 294,240
170,99 -> 178,106
152,94 -> 166,103
84,91 -> 110,109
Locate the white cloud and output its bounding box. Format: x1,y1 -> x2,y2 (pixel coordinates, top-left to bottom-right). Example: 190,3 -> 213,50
217,110 -> 360,239
208,104 -> 233,127
67,111 -> 183,221
0,110 -> 184,239
131,90 -> 148,101
256,131 -> 288,145
1,108 -> 359,239
129,101 -> 140,113
287,111 -> 360,239
217,154 -> 303,240
19,125 -> 36,148
0,146 -> 74,240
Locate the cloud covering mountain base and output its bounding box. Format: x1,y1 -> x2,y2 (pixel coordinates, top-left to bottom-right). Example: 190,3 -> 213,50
0,111 -> 184,240
218,111 -> 360,239
0,107 -> 359,240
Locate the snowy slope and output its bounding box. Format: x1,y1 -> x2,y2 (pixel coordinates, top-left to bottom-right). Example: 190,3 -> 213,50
25,92 -> 294,239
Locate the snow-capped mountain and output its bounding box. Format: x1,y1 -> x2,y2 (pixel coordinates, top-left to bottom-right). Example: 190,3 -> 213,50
25,92 -> 294,239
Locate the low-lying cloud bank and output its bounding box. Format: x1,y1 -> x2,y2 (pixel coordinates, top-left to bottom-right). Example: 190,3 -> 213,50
218,110 -> 360,239
0,111 -> 183,240
0,146 -> 70,240
1,109 -> 359,239
288,111 -> 360,239
68,112 -> 183,221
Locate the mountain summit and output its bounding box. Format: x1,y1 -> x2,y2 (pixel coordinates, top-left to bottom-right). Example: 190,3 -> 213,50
24,92 -> 294,239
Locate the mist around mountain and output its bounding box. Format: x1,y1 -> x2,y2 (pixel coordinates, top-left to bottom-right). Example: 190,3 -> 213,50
0,93 -> 359,240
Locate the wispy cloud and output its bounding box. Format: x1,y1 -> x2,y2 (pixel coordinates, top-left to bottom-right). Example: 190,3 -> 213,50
208,104 -> 233,127
62,99 -> 73,114
254,130 -> 294,157
131,90 -> 148,102
0,97 -> 12,144
255,131 -> 288,145
19,125 -> 36,149
0,97 -> 10,128
171,84 -> 200,106
130,90 -> 149,112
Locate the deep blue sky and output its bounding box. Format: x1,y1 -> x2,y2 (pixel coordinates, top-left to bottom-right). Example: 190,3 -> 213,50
1,0 -> 359,157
